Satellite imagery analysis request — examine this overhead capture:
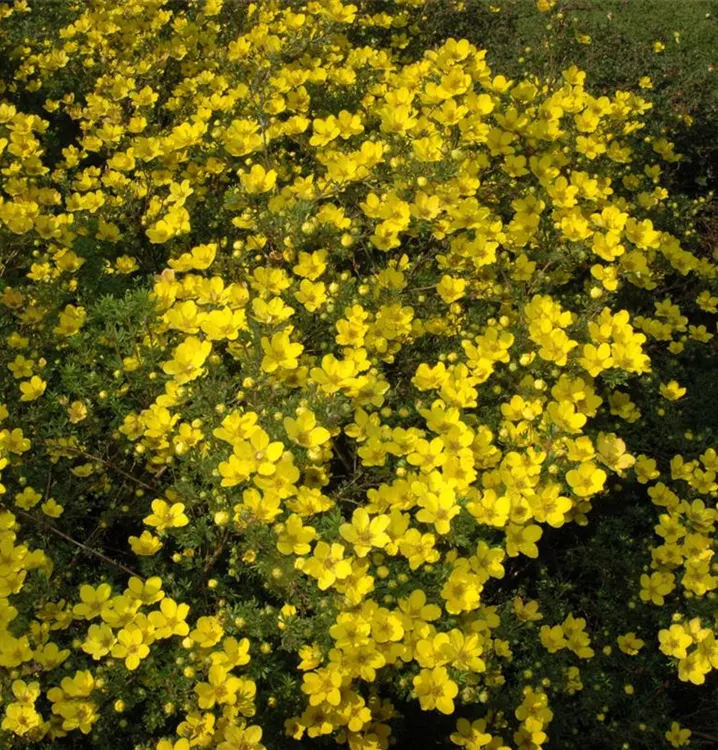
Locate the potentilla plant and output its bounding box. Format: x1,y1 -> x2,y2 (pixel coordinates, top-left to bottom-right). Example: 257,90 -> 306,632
0,1 -> 716,749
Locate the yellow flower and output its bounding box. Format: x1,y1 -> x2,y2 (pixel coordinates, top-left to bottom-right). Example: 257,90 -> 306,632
143,499 -> 189,532
162,336 -> 212,384
547,401 -> 587,433
10,679 -> 40,705
239,164 -> 277,194
168,243 -> 217,272
41,498 -> 64,518
190,615 -> 224,648
126,576 -> 164,606
658,624 -> 693,659
276,514 -> 316,556
665,722 -> 691,748
436,275 -> 466,304
82,623 -> 116,660
194,664 -> 240,709
540,624 -> 568,653
310,116 -> 341,148
217,725 -> 264,750
68,400 -> 88,423
128,530 -> 163,556
111,623 -> 150,670
284,410 -> 330,448
339,508 -> 390,557
441,567 -> 482,613
565,462 -> 607,497
149,598 -> 190,639
146,218 -> 176,244
413,666 -> 458,714
399,529 -> 440,570
659,380 -> 687,401
513,596 -> 543,622
294,279 -> 327,312
450,717 -> 493,748
416,485 -> 460,535
617,632 -> 645,655
639,571 -> 675,606
14,487 -> 42,510
293,249 -> 328,280
578,343 -> 613,377
157,739 -> 191,750
73,583 -> 112,620
8,355 -> 34,379
1,702 -> 42,736
301,666 -> 343,706
297,643 -> 323,671
261,330 -> 303,372
505,523 -> 543,558
7,332 -> 29,349
302,541 -> 352,590
53,304 -> 86,336
19,376 -> 46,401
115,255 -> 139,274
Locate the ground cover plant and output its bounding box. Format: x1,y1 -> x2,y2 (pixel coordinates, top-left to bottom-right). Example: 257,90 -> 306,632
0,0 -> 717,748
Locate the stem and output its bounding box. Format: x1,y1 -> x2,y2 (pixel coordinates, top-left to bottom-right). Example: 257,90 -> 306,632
15,508 -> 143,581
67,523 -> 106,575
407,285 -> 437,293
334,471 -> 366,504
334,444 -> 354,476
203,532 -> 228,575
63,447 -> 161,495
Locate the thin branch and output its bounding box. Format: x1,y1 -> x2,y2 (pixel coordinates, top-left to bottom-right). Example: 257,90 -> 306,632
337,495 -> 361,506
43,468 -> 53,501
15,508 -> 143,581
203,533 -> 228,575
62,447 -> 162,495
334,444 -> 354,477
406,285 -> 437,293
67,523 -> 105,576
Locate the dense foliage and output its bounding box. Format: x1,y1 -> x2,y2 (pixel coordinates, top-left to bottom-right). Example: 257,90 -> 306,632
0,1 -> 717,748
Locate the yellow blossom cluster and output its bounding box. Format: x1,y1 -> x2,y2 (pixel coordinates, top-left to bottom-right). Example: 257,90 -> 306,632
0,0 -> 716,748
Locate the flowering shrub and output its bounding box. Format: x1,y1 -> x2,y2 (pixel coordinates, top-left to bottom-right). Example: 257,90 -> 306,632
0,0 -> 717,748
